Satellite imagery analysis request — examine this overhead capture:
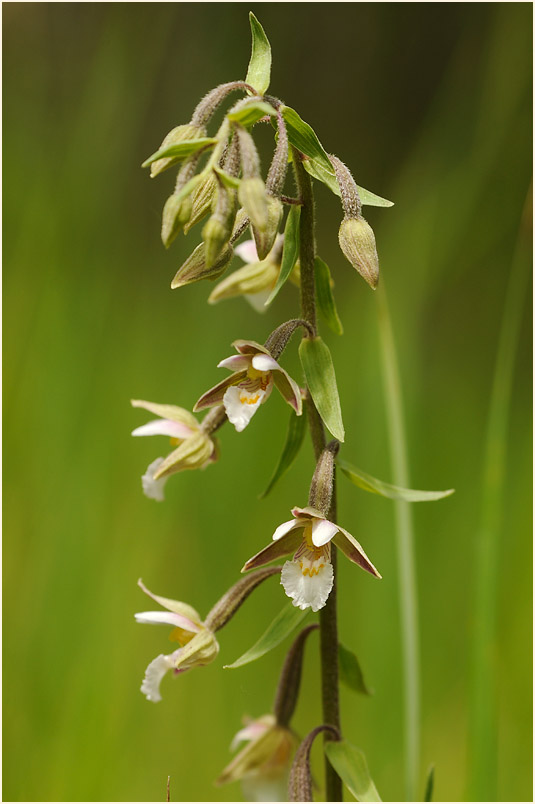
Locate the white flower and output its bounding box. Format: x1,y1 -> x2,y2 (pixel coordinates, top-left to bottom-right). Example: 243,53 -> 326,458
131,400 -> 218,499
208,238 -> 283,312
135,579 -> 219,702
242,506 -> 381,611
194,340 -> 302,432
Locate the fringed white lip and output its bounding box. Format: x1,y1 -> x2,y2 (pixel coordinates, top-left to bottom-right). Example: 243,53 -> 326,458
223,384 -> 270,432
141,457 -> 168,501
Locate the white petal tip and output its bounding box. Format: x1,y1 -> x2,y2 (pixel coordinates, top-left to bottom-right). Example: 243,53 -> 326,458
281,560 -> 334,612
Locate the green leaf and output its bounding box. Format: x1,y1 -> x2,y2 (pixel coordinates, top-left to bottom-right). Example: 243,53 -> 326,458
141,138 -> 218,168
339,643 -> 373,696
227,101 -> 276,127
279,106 -> 393,207
245,13 -> 271,95
299,336 -> 345,442
213,167 -> 241,190
338,458 -> 455,502
315,256 -> 343,335
224,603 -> 308,669
260,408 -> 307,498
265,204 -> 301,305
325,741 -> 382,802
424,765 -> 435,802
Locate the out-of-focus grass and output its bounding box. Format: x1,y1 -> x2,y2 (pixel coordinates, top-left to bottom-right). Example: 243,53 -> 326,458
3,4 -> 531,802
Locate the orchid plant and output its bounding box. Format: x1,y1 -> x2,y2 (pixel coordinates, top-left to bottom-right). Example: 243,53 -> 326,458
132,13 -> 453,802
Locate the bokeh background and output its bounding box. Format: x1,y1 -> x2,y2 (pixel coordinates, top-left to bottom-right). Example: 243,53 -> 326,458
3,3 -> 532,802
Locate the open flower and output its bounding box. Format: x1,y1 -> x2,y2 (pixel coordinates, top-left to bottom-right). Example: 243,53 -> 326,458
131,400 -> 217,500
208,237 -> 298,313
135,579 -> 219,702
242,506 -> 381,612
194,340 -> 302,432
216,713 -> 296,801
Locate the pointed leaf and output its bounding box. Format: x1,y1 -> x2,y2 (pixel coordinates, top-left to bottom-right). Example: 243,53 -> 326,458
303,157 -> 394,207
224,603 -> 308,669
227,101 -> 276,127
325,740 -> 382,802
141,138 -> 218,168
260,408 -> 307,498
213,167 -> 241,190
245,13 -> 271,95
339,643 -> 373,696
281,106 -> 333,176
315,256 -> 343,335
265,204 -> 301,305
424,765 -> 435,802
338,458 -> 455,502
299,336 -> 345,442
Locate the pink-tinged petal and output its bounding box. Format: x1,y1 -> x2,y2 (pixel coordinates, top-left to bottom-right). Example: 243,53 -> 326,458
251,353 -> 280,373
131,400 -> 199,430
194,370 -> 247,411
132,419 -> 193,439
134,611 -> 201,631
217,355 -> 252,372
137,579 -> 202,625
231,718 -> 272,751
273,519 -> 300,541
334,527 -> 382,578
291,506 -> 324,520
311,519 -> 339,547
272,369 -> 303,415
232,339 -> 270,356
223,386 -> 265,432
234,239 -> 259,264
241,529 -> 304,572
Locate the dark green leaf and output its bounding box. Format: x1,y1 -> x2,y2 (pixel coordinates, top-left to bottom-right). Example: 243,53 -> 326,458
339,643 -> 373,696
315,256 -> 343,335
281,106 -> 334,177
141,138 -> 218,168
325,741 -> 382,802
245,13 -> 271,95
303,157 -> 394,207
424,765 -> 435,802
224,603 -> 308,669
227,101 -> 276,127
265,204 -> 301,305
299,337 -> 345,442
338,458 -> 455,502
260,408 -> 307,498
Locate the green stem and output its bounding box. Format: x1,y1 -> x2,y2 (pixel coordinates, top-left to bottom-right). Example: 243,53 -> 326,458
376,281 -> 420,802
294,150 -> 343,802
468,190 -> 531,800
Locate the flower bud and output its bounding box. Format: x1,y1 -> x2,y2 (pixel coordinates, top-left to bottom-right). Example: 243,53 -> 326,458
253,195 -> 283,260
308,440 -> 340,516
338,217 -> 380,289
171,241 -> 233,289
238,177 -> 269,232
183,171 -> 218,233
288,725 -> 339,802
150,123 -> 206,178
202,182 -> 237,268
161,194 -> 192,248
208,238 -> 282,307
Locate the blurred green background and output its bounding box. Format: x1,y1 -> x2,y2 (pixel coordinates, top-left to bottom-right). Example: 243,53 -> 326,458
3,3 -> 532,802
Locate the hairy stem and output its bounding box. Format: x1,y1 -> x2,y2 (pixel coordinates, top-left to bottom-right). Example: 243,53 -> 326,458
376,280 -> 420,802
294,150 -> 342,801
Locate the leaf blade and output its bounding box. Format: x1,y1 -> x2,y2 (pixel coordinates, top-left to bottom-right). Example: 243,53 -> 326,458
338,458 -> 455,502
339,643 -> 373,696
299,337 -> 345,442
260,408 -> 307,498
324,741 -> 382,802
315,256 -> 343,335
265,204 -> 301,305
224,603 -> 308,669
245,13 -> 272,95
227,100 -> 276,127
141,138 -> 218,168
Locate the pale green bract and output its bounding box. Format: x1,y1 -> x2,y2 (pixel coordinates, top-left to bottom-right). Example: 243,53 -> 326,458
424,765 -> 435,802
224,603 -> 308,669
265,204 -> 301,305
315,256 -> 343,335
324,741 -> 382,802
141,138 -> 218,168
245,12 -> 272,95
338,643 -> 373,696
227,100 -> 276,127
338,457 -> 455,502
299,336 -> 345,442
260,408 -> 307,498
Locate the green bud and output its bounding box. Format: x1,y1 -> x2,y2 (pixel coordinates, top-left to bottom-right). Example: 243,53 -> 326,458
308,441 -> 340,516
238,177 -> 269,231
150,124 -> 206,178
184,172 -> 218,233
202,215 -> 233,269
171,242 -> 233,289
338,217 -> 380,289
161,194 -> 192,248
253,195 -> 283,260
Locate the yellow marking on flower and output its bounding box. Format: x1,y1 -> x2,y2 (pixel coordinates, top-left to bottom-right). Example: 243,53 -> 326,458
169,626 -> 196,646
240,392 -> 260,405
169,437 -> 181,446
247,365 -> 271,390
